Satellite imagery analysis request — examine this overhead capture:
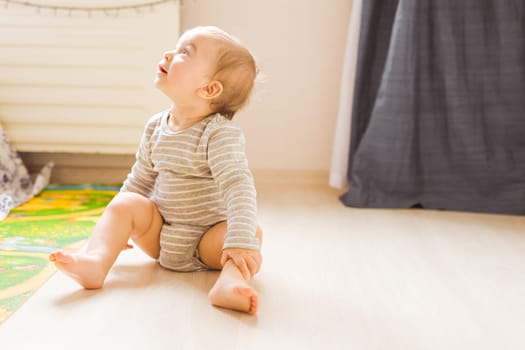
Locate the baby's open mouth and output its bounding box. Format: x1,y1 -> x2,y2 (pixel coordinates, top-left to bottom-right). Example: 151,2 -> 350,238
158,65 -> 167,74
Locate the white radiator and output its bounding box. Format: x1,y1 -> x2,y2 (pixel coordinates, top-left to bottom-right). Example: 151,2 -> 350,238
0,1 -> 179,154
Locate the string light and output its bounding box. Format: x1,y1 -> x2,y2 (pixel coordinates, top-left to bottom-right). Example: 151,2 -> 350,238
1,0 -> 178,17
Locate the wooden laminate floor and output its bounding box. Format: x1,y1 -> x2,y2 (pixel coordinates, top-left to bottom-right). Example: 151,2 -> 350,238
1,182 -> 524,349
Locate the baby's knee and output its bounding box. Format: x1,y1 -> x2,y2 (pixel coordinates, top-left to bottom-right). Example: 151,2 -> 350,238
108,191 -> 152,213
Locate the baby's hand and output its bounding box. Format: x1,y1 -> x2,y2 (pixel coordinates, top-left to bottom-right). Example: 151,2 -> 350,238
221,248 -> 262,280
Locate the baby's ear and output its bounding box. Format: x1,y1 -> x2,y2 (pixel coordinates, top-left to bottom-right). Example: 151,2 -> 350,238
198,80 -> 223,99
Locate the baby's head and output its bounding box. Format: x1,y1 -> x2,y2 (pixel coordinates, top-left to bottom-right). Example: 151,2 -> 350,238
160,26 -> 257,120
196,26 -> 258,119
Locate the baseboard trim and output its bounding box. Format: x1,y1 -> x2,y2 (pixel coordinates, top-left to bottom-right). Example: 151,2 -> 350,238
19,152 -> 134,184
252,170 -> 329,186
19,152 -> 329,186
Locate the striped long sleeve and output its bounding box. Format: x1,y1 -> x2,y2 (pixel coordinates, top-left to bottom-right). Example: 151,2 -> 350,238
207,123 -> 260,251
120,115 -> 159,197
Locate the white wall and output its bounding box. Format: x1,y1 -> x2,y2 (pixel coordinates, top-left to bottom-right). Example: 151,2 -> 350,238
181,0 -> 352,172
0,0 -> 352,173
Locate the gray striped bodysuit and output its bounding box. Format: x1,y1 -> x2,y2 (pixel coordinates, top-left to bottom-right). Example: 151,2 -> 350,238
121,110 -> 260,271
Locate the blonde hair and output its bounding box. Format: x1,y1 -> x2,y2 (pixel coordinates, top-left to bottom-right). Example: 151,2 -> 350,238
184,26 -> 258,120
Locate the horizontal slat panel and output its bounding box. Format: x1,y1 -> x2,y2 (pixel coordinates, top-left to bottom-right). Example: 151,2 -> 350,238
13,143 -> 138,154
0,105 -> 148,127
6,125 -> 142,154
7,125 -> 142,144
0,15 -> 143,28
0,66 -> 142,86
0,86 -> 145,105
0,1 -> 179,154
0,27 -> 142,47
0,47 -> 144,67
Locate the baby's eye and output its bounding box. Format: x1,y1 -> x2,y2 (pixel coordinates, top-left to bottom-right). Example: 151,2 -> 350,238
180,48 -> 189,55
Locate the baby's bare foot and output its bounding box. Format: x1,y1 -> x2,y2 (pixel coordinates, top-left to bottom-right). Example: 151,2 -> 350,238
49,251 -> 107,289
208,278 -> 259,315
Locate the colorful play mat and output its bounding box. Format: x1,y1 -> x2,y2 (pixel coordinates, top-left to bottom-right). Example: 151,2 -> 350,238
0,184 -> 119,324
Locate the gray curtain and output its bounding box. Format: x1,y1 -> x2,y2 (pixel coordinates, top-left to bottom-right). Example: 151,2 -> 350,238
341,0 -> 525,214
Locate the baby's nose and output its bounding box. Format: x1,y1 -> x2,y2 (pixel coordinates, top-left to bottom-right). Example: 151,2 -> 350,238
164,51 -> 174,60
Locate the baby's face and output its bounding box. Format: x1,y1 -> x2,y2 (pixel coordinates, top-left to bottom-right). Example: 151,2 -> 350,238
155,31 -> 222,102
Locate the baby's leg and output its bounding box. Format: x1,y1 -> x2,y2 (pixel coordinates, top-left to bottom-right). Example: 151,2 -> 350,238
49,192 -> 163,289
198,222 -> 263,315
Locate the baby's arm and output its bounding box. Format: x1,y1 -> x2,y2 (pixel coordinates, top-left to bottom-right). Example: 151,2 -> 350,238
207,122 -> 261,276
121,114 -> 160,196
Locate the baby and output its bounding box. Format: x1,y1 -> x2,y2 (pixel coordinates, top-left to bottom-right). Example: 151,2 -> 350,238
50,26 -> 262,315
